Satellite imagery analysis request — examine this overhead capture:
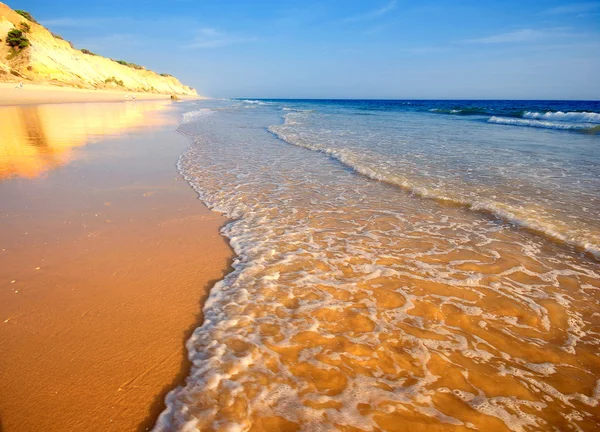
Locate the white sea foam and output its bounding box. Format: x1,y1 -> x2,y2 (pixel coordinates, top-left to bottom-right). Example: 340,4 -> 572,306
271,112 -> 600,258
523,111 -> 600,124
282,107 -> 314,112
488,116 -> 592,130
241,99 -> 269,105
155,103 -> 600,432
180,108 -> 213,124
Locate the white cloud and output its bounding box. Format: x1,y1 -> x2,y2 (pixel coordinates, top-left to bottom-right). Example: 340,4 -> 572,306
543,2 -> 600,15
41,17 -> 123,28
187,28 -> 257,49
342,0 -> 397,23
74,33 -> 142,51
400,47 -> 446,54
462,28 -> 573,44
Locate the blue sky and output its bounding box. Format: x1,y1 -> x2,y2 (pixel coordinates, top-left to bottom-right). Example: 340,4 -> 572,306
13,0 -> 600,99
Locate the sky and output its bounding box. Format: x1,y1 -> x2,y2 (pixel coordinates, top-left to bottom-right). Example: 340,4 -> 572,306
12,0 -> 600,99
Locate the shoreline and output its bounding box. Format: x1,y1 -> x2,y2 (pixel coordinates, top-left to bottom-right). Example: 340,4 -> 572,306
138,227 -> 235,432
0,82 -> 205,106
0,100 -> 232,431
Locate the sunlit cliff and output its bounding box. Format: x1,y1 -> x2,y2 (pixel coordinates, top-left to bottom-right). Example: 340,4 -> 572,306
0,3 -> 197,95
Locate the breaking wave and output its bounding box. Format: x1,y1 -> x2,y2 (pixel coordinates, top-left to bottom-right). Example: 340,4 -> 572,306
523,111 -> 600,123
428,106 -> 600,132
270,112 -> 600,258
487,116 -> 598,132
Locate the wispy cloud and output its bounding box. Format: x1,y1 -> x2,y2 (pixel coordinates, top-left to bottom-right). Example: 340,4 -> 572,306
187,28 -> 256,49
462,28 -> 571,44
318,45 -> 363,55
41,17 -> 123,28
74,33 -> 142,51
400,47 -> 446,54
543,2 -> 600,15
342,0 -> 397,23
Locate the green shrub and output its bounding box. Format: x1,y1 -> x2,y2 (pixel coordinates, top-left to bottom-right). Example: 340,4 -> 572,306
104,76 -> 124,86
81,48 -> 97,56
50,32 -> 74,48
114,59 -> 145,70
160,73 -> 173,77
19,22 -> 31,33
51,32 -> 65,41
6,29 -> 30,49
15,10 -> 37,24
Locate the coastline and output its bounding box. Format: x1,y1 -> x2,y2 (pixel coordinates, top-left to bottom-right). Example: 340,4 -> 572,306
0,82 -> 205,106
0,100 -> 232,431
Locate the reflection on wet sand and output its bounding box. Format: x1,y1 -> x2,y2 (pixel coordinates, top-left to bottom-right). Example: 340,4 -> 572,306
0,104 -> 233,432
0,101 -> 174,180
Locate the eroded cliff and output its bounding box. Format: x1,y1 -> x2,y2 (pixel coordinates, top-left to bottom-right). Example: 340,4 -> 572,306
0,3 -> 197,95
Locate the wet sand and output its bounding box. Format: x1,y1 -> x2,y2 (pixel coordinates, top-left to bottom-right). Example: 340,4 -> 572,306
155,103 -> 600,431
0,82 -> 202,106
0,101 -> 232,431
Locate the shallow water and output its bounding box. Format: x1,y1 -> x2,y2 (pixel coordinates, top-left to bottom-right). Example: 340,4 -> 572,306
156,100 -> 600,431
0,101 -> 171,180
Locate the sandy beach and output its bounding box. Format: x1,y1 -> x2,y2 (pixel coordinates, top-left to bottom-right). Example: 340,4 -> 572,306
1,0 -> 597,429
0,100 -> 232,431
0,82 -> 202,106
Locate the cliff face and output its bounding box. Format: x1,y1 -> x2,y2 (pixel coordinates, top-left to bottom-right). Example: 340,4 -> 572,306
0,3 -> 197,95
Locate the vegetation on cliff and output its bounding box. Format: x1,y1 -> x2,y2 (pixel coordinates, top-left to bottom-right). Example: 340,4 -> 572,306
6,28 -> 28,48
0,3 -> 196,95
14,9 -> 35,23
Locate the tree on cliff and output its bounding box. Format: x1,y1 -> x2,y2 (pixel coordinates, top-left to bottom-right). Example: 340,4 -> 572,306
6,29 -> 30,49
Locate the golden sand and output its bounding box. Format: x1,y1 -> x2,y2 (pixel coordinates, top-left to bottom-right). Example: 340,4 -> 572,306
0,101 -> 231,431
0,82 -> 201,107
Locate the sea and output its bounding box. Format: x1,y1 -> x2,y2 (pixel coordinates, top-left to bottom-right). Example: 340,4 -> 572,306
154,99 -> 600,431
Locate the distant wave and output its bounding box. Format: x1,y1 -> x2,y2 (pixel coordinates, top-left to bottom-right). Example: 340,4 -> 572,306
523,111 -> 600,123
488,116 -> 598,132
429,107 -> 495,116
270,113 -> 600,258
241,99 -> 270,105
430,108 -> 600,126
282,107 -> 314,112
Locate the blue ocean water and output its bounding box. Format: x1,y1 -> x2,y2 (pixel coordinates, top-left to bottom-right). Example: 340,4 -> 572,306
156,99 -> 600,431
267,99 -> 600,256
